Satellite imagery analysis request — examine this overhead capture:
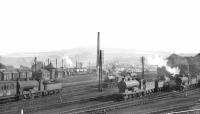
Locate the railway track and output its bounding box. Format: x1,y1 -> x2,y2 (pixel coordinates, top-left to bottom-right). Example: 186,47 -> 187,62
147,98 -> 200,114
0,82 -> 99,113
59,92 -> 176,114
1,87 -> 200,114
1,89 -> 116,114
58,88 -> 200,114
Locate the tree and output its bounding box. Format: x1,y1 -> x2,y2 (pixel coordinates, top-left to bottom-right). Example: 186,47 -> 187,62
0,63 -> 6,69
6,65 -> 15,70
19,65 -> 30,70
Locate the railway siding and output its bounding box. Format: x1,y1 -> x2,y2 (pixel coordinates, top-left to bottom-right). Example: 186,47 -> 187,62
58,89 -> 200,114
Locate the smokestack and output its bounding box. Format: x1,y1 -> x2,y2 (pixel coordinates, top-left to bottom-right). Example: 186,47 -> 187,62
34,57 -> 37,72
97,32 -> 102,92
141,56 -> 144,79
56,58 -> 57,69
62,59 -> 64,69
99,50 -> 104,92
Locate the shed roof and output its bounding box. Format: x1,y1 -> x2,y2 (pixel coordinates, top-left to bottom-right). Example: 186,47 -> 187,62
37,69 -> 50,73
45,63 -> 55,69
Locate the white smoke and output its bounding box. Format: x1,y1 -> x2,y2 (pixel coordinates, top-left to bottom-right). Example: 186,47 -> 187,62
63,55 -> 73,67
147,55 -> 167,67
165,65 -> 180,75
147,54 -> 180,75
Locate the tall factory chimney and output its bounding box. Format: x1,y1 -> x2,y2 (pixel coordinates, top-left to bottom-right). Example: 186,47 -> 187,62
141,56 -> 144,79
61,59 -> 64,69
34,57 -> 37,72
56,58 -> 57,69
97,32 -> 101,92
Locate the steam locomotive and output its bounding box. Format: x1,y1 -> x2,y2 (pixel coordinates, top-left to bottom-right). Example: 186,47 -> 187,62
0,69 -> 63,103
116,74 -> 200,100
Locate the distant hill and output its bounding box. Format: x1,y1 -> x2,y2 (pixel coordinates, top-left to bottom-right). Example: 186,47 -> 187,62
0,47 -> 195,68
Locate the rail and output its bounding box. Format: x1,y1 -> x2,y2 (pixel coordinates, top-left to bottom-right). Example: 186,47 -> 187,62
59,88 -> 200,114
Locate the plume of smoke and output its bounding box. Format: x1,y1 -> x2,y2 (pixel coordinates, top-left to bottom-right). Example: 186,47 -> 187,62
63,55 -> 73,67
147,54 -> 180,75
147,55 -> 167,67
165,65 -> 180,75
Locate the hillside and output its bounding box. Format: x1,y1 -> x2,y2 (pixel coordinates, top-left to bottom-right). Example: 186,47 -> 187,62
0,47 -> 194,68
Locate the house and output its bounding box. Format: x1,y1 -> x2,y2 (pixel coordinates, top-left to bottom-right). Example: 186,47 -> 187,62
0,69 -> 12,81
33,69 -> 50,81
45,63 -> 56,79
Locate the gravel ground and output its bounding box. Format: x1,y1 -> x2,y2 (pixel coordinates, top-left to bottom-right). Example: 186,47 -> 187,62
108,91 -> 200,114
29,88 -> 118,114
28,89 -> 200,114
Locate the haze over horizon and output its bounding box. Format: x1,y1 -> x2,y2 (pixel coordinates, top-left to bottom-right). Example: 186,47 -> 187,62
1,0 -> 200,55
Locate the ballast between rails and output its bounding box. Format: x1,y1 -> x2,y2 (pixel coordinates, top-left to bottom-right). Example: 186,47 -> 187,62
2,93 -> 114,114
58,91 -> 177,114
68,93 -> 174,114
147,100 -> 199,114
0,82 -> 96,111
60,89 -> 200,114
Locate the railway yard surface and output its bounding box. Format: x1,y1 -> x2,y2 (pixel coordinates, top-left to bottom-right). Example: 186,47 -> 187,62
0,80 -> 118,114
1,79 -> 200,114
28,88 -> 200,114
109,89 -> 200,114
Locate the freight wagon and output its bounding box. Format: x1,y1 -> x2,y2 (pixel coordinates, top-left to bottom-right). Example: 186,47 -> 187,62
0,80 -> 63,102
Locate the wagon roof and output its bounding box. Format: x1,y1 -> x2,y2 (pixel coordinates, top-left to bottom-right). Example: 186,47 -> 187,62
0,80 -> 16,83
0,69 -> 13,73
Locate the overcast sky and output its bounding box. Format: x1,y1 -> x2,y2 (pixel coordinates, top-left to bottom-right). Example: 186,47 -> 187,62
0,0 -> 200,55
